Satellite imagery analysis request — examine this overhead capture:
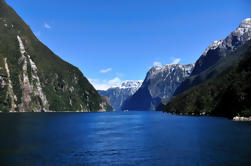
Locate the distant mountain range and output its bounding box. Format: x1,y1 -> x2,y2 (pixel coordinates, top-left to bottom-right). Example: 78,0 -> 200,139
1,0 -> 250,117
121,18 -> 251,115
0,0 -> 111,112
121,64 -> 194,110
98,80 -> 142,110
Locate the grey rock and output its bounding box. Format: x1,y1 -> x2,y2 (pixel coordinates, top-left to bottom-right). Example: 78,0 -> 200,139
98,80 -> 142,110
174,18 -> 251,95
121,64 -> 194,110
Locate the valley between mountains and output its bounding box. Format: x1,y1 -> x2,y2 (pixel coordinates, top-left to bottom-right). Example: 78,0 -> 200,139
100,18 -> 251,120
0,0 -> 251,120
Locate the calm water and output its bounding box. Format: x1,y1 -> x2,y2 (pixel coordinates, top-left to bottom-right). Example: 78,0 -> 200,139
0,111 -> 251,166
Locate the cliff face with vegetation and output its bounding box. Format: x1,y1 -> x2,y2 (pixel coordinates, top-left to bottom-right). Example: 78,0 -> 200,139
0,0 -> 111,112
164,40 -> 251,118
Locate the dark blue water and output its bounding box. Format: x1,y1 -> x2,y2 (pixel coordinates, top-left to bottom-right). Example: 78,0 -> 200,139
0,111 -> 251,166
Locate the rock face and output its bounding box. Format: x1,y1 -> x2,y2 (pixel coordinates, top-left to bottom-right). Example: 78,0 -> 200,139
100,96 -> 113,111
174,18 -> 251,96
98,80 -> 142,110
0,0 -> 110,112
121,64 -> 194,111
164,39 -> 251,118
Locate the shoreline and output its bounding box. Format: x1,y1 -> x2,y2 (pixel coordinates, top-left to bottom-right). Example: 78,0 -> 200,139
1,111 -> 251,122
164,111 -> 251,122
233,116 -> 251,122
0,110 -> 111,113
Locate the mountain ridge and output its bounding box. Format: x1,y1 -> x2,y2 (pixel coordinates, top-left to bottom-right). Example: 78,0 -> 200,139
0,1 -> 111,112
174,18 -> 251,96
164,39 -> 251,118
121,64 -> 194,110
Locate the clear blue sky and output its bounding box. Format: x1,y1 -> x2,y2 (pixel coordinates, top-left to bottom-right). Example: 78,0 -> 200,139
6,0 -> 251,90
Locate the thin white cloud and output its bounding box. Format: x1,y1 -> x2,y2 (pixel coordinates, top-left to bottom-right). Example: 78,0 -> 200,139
108,77 -> 121,85
171,58 -> 181,64
88,77 -> 122,90
44,22 -> 51,29
100,68 -> 112,73
115,72 -> 124,77
153,61 -> 162,66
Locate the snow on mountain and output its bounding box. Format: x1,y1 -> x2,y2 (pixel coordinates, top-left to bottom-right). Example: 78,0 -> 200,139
196,18 -> 251,73
174,18 -> 251,96
98,80 -> 142,110
202,18 -> 251,57
118,80 -> 143,89
145,64 -> 194,100
121,64 -> 194,111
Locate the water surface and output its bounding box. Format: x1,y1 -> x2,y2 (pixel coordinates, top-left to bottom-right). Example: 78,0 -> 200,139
0,111 -> 251,166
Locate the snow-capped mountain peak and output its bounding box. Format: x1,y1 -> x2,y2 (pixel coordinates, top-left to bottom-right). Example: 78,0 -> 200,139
203,40 -> 223,56
147,64 -> 194,81
175,18 -> 251,95
120,80 -> 143,89
238,18 -> 251,29
121,63 -> 194,111
201,18 -> 251,57
98,80 -> 143,110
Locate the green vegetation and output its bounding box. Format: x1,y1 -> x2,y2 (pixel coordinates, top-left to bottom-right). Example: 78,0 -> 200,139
0,0 -> 112,112
164,40 -> 251,118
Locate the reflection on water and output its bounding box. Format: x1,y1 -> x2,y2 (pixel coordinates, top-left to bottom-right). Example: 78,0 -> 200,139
0,111 -> 251,166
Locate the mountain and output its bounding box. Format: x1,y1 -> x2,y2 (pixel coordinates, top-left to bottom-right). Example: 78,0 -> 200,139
164,39 -> 251,119
121,64 -> 194,111
0,0 -> 111,112
174,18 -> 251,96
100,96 -> 113,111
98,80 -> 142,110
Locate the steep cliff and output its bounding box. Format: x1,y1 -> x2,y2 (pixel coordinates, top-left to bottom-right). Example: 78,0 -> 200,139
122,64 -> 194,110
0,0 -> 110,112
